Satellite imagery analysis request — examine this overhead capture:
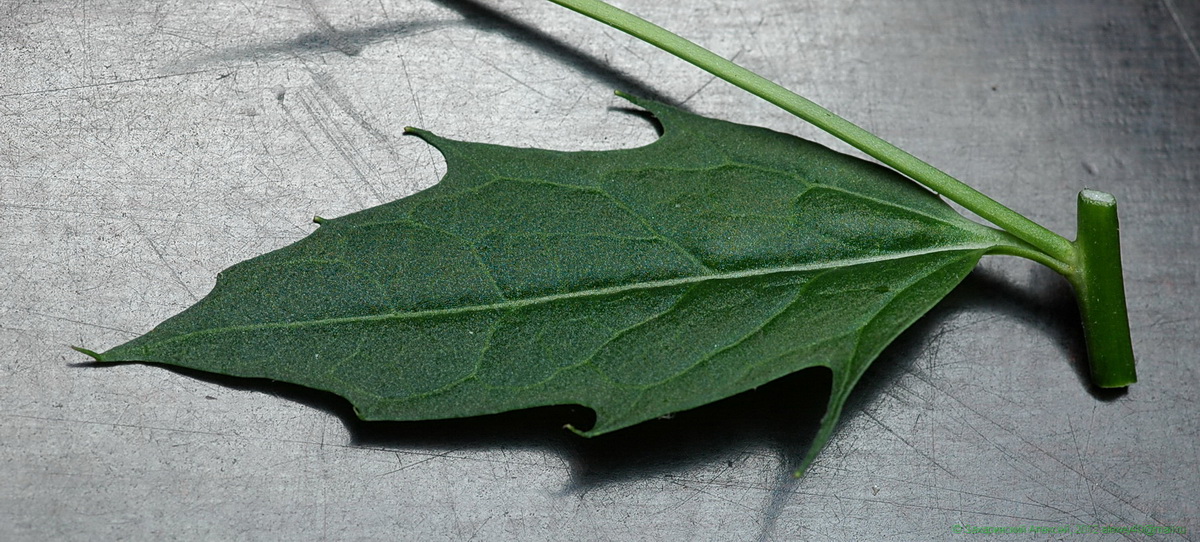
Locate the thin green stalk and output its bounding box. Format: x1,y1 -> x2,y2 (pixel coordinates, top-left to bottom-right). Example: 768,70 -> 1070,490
543,0 -> 1136,391
546,0 -> 1076,267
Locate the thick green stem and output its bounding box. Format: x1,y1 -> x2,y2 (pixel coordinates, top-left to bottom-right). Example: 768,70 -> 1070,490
1070,190 -> 1137,387
546,0 -> 1076,267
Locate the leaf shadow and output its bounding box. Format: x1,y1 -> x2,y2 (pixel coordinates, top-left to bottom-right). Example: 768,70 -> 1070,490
609,106 -> 666,137
344,367 -> 834,492
78,357 -> 829,489
915,261 -> 1126,401
75,259 -> 1111,492
743,260 -> 1119,539
842,262 -> 1125,469
748,264 -> 1092,538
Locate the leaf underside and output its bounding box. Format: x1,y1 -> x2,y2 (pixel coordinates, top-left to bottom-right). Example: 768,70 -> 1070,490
89,95 -> 1015,472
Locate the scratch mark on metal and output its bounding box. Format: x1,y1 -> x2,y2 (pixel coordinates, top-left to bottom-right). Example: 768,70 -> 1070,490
466,514 -> 493,541
131,221 -> 199,302
763,473 -> 1067,523
276,92 -> 371,207
300,0 -> 361,56
0,201 -> 255,231
308,71 -> 394,145
398,54 -> 442,184
21,309 -> 137,335
5,413 -> 231,438
294,90 -> 387,202
907,370 -> 1178,529
473,54 -> 553,100
1162,0 -> 1200,67
861,408 -> 955,476
378,448 -> 465,476
1069,415 -> 1102,522
0,70 -> 212,99
666,477 -> 758,513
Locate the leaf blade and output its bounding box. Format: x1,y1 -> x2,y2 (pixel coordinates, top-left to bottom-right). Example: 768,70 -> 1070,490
92,96 -> 1016,469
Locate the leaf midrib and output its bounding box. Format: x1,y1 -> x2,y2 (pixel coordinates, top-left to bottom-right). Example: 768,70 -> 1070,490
127,244 -> 998,352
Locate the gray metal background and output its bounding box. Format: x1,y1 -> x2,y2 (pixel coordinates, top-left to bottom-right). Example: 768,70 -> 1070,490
2,0 -> 1197,539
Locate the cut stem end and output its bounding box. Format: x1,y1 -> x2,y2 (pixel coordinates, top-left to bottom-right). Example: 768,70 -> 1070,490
1071,190 -> 1137,388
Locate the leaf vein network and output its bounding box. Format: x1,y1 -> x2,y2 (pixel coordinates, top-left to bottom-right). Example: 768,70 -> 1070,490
630,267 -> 822,393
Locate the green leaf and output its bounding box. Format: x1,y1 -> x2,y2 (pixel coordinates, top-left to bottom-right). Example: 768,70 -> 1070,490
84,95 -> 1023,472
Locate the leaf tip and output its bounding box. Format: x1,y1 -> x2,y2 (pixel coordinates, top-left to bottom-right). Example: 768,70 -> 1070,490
404,126 -> 437,138
70,345 -> 105,362
403,126 -> 451,151
563,423 -> 589,437
613,90 -> 654,111
792,450 -> 821,478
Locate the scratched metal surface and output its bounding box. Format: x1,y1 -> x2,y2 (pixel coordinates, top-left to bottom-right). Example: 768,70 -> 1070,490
2,0 -> 1197,539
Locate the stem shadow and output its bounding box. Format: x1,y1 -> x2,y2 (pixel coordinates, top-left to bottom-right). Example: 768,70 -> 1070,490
177,0 -> 675,107
424,0 -> 674,104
